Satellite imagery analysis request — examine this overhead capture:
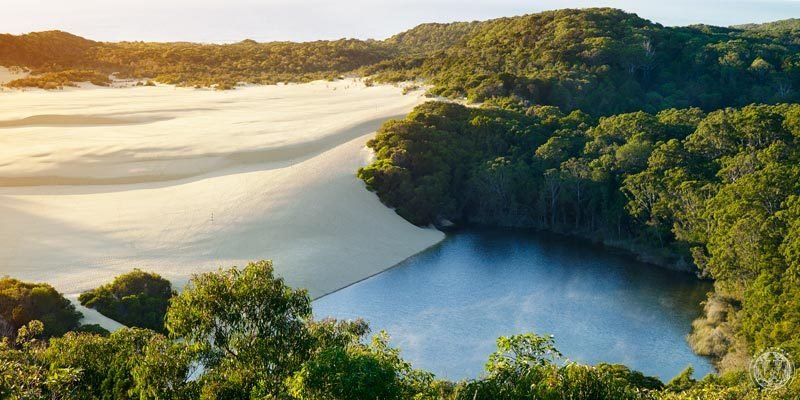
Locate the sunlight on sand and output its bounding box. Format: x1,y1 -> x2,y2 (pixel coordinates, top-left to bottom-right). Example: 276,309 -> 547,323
0,79 -> 444,329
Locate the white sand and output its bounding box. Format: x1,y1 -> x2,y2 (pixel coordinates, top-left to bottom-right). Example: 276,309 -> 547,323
0,80 -> 443,330
0,66 -> 28,85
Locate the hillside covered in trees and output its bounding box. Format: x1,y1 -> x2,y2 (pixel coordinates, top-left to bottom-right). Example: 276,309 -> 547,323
361,101 -> 800,371
3,8 -> 800,115
366,8 -> 800,115
0,31 -> 395,88
3,7 -> 800,399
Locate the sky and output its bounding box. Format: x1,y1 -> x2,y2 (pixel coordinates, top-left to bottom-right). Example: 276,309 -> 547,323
2,0 -> 800,43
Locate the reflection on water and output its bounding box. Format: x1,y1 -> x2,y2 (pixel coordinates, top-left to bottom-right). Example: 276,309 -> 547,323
314,228 -> 713,381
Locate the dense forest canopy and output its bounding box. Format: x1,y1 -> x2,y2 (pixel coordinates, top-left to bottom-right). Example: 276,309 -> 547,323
0,31 -> 97,68
0,31 -> 396,88
367,8 -> 800,115
3,7 -> 800,399
3,8 -> 800,115
735,18 -> 800,44
382,21 -> 485,54
2,265 -> 791,399
360,100 -> 800,382
78,269 -> 175,333
0,278 -> 82,339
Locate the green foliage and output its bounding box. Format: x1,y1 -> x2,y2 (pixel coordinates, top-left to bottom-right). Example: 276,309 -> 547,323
166,260 -> 313,398
3,8 -> 800,399
485,333 -> 562,373
0,277 -> 82,339
4,70 -> 110,89
73,324 -> 110,336
655,370 -> 785,400
0,321 -> 82,400
1,325 -> 196,400
5,8 -> 800,114
595,363 -> 664,391
361,101 -> 800,383
45,330 -> 117,398
0,265 -> 794,399
0,30 -> 394,88
455,333 -> 660,400
383,21 -> 484,55
287,340 -> 404,400
130,334 -> 198,400
666,366 -> 697,392
360,101 -> 669,241
79,269 -> 174,332
370,9 -> 800,115
297,319 -> 439,399
359,101 -> 549,226
735,19 -> 800,45
92,39 -> 394,87
44,327 -> 179,399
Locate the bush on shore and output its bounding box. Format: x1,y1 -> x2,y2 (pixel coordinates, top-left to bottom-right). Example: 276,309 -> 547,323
79,269 -> 174,332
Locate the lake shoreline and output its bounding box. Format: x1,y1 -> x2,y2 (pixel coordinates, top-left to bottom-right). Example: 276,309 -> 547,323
315,227 -> 714,381
441,222 -> 703,276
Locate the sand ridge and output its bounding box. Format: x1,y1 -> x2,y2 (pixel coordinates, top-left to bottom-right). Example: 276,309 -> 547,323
0,80 -> 444,329
0,114 -> 163,128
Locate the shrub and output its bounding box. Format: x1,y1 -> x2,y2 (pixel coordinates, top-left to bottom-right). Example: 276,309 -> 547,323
0,277 -> 82,339
79,269 -> 174,332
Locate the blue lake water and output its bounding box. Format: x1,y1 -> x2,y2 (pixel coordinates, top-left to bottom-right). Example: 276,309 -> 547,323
314,228 -> 713,381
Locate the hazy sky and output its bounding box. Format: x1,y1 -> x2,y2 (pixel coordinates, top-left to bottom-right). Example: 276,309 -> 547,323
3,0 -> 800,43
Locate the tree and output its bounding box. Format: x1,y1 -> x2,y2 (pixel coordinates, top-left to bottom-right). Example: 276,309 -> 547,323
165,260 -> 313,398
543,169 -> 563,227
0,278 -> 82,339
561,157 -> 592,228
130,335 -> 198,400
286,344 -> 403,400
749,57 -> 774,80
486,333 -> 562,374
0,321 -> 82,400
458,333 -> 656,400
79,269 -> 175,332
45,327 -> 163,399
666,366 -> 696,392
289,318 -> 441,400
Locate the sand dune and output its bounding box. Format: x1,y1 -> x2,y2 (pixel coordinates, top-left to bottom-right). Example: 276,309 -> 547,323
0,113 -> 404,186
0,80 -> 444,330
0,114 -> 162,128
0,81 -> 421,184
0,66 -> 28,85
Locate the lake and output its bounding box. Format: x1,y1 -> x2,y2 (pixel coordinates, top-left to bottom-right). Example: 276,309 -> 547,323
314,227 -> 713,381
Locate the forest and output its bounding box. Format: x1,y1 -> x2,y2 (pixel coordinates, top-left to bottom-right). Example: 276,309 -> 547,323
1,263 -> 789,399
360,100 -> 800,366
366,9 -> 800,115
2,8 -> 800,116
2,6 -> 800,399
0,31 -> 394,88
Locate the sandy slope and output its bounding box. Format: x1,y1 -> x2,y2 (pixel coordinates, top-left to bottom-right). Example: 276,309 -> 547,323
0,66 -> 28,85
0,80 -> 444,329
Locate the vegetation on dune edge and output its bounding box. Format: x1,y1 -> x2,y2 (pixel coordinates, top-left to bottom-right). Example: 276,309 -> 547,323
2,6 -> 800,398
2,7 -> 800,118
78,269 -> 174,333
3,263 -> 793,399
